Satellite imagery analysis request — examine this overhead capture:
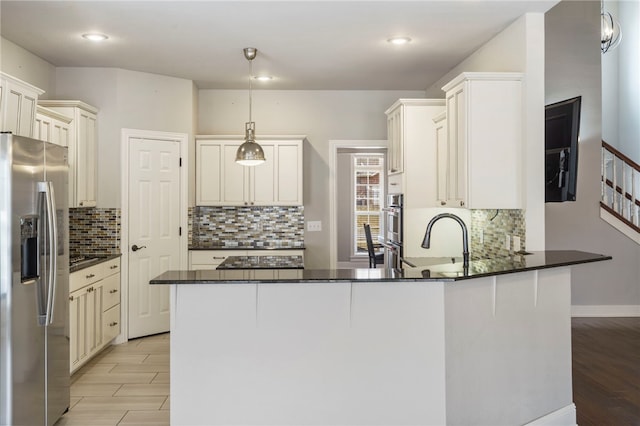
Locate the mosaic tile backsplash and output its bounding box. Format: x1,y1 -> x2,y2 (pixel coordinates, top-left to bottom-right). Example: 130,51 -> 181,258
190,206 -> 304,248
470,209 -> 525,260
69,207 -> 121,256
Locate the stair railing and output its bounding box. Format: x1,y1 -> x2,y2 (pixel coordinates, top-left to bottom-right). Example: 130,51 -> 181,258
601,140 -> 640,233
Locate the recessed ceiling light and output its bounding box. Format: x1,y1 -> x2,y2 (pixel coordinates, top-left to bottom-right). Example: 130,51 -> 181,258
387,37 -> 411,45
254,76 -> 273,82
82,33 -> 109,42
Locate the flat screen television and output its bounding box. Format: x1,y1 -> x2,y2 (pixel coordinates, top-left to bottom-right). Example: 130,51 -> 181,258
545,96 -> 581,202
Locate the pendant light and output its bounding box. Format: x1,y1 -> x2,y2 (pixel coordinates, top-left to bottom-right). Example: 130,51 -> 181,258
601,1 -> 622,54
235,47 -> 266,166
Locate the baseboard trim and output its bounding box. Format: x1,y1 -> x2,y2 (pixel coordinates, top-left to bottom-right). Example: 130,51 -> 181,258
572,305 -> 640,317
525,403 -> 576,425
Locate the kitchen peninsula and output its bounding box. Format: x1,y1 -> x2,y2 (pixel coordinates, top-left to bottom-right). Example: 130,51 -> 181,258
151,251 -> 610,426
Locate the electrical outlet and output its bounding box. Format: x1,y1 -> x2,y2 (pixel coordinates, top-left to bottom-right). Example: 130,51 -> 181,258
513,236 -> 521,252
307,221 -> 322,232
505,235 -> 511,251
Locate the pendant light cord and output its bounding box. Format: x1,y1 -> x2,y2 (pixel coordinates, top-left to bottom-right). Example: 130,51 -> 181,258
249,56 -> 253,123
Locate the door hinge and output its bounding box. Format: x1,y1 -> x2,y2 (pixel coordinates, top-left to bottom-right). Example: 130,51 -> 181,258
179,157 -> 182,167
179,226 -> 182,236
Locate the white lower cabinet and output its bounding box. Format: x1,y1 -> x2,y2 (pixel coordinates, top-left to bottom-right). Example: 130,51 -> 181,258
189,250 -> 305,270
69,257 -> 121,373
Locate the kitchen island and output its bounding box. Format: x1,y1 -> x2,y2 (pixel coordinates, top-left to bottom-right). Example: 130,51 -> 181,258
151,251 -> 610,426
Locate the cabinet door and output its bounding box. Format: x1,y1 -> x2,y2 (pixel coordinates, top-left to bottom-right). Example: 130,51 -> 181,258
50,119 -> 70,147
18,93 -> 37,138
387,108 -> 403,175
446,87 -> 467,207
275,143 -> 302,205
35,113 -> 52,142
251,144 -> 275,205
434,115 -> 448,206
69,289 -> 85,371
103,305 -> 121,343
222,143 -> 249,205
85,283 -> 103,355
196,142 -> 222,205
76,111 -> 97,207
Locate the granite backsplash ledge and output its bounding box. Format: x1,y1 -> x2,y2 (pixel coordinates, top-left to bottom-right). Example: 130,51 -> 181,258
69,207 -> 121,256
190,206 -> 305,248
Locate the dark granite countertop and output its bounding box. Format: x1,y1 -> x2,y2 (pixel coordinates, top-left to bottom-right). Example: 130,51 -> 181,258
217,255 -> 304,270
189,245 -> 305,251
69,253 -> 121,273
151,250 -> 611,284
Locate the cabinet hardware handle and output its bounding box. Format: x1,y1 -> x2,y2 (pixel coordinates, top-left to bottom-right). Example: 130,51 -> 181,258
460,201 -> 465,206
86,273 -> 95,279
69,295 -> 74,301
244,202 -> 248,206
109,322 -> 118,327
390,183 -> 398,186
79,201 -> 84,206
212,256 -> 226,260
86,287 -> 92,293
390,168 -> 397,173
109,289 -> 118,294
441,201 -> 446,206
110,265 -> 118,270
250,202 -> 254,205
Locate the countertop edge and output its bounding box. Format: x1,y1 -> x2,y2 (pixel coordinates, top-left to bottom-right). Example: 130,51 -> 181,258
150,251 -> 612,285
70,253 -> 122,273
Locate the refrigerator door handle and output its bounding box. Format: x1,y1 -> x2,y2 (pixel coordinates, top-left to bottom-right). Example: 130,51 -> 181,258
38,181 -> 58,326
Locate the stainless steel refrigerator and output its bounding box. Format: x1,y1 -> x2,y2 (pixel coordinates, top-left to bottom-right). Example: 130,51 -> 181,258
0,133 -> 70,426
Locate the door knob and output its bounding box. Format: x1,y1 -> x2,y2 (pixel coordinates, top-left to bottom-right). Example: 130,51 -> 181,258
131,244 -> 147,252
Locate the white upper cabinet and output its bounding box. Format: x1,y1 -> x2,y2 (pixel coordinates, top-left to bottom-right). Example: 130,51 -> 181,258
39,100 -> 99,208
196,136 -> 304,206
35,105 -> 72,147
385,104 -> 403,175
0,72 -> 44,138
384,99 -> 446,208
440,72 -> 523,209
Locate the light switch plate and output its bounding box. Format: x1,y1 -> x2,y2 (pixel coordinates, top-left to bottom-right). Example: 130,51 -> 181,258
513,236 -> 521,252
307,221 -> 322,232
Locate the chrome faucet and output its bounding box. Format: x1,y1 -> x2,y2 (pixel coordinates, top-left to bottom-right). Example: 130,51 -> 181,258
421,213 -> 470,266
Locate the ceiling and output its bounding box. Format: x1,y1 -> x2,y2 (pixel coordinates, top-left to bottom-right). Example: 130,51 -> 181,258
0,1 -> 558,91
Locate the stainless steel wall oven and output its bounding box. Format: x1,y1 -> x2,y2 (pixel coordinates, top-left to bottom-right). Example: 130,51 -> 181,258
381,194 -> 403,269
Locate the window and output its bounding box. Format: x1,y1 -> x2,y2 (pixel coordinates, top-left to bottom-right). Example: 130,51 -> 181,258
353,154 -> 384,256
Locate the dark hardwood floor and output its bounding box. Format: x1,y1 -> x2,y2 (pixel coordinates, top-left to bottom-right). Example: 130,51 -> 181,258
572,317 -> 640,425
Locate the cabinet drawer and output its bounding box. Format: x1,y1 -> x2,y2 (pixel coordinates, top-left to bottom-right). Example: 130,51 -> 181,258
189,250 -> 247,270
102,273 -> 121,311
70,263 -> 102,292
102,258 -> 120,276
103,304 -> 120,343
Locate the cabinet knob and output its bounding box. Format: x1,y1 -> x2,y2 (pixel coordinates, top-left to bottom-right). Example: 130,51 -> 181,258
69,295 -> 74,301
79,201 -> 84,207
250,202 -> 254,205
441,201 -> 446,206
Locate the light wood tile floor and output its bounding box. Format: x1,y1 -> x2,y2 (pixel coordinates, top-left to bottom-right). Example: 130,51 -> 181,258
56,333 -> 170,426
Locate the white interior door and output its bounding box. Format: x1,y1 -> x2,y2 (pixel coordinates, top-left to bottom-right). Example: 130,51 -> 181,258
128,137 -> 180,338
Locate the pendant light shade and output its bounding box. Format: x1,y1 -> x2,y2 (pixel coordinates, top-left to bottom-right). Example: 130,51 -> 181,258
236,122 -> 265,166
236,47 -> 266,166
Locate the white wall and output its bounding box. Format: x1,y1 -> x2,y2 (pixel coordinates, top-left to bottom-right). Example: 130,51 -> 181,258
617,0 -> 640,162
198,89 -> 423,268
0,37 -> 56,97
55,68 -> 196,207
545,0 -> 640,307
425,14 -> 546,253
